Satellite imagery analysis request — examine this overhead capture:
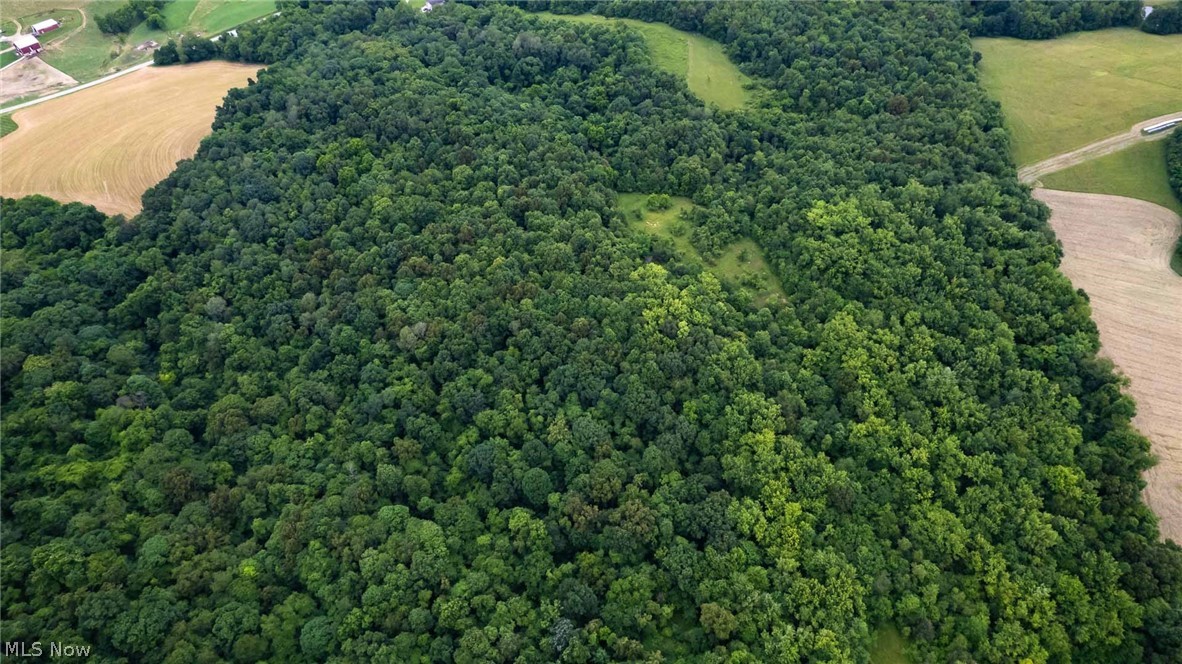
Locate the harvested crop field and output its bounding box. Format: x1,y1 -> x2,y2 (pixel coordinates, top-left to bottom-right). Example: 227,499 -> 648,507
1035,189 -> 1182,542
0,61 -> 258,216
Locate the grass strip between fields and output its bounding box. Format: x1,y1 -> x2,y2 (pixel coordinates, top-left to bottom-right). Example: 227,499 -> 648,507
0,114 -> 17,137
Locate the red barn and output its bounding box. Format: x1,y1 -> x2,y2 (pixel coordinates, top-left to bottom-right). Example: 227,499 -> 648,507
31,19 -> 61,36
13,34 -> 42,57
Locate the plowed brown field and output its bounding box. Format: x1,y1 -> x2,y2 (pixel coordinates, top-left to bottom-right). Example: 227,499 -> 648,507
0,61 -> 258,216
1035,189 -> 1182,542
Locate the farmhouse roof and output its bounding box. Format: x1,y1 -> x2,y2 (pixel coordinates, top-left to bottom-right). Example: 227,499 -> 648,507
12,34 -> 39,49
32,19 -> 60,32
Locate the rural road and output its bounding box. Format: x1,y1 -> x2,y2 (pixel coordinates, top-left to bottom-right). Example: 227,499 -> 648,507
1019,112 -> 1182,184
0,60 -> 152,115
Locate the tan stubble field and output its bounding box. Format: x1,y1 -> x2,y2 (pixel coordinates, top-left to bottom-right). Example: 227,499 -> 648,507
1035,189 -> 1182,541
0,61 -> 259,216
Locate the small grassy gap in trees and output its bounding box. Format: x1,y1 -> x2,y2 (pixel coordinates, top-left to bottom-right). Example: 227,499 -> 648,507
620,193 -> 786,307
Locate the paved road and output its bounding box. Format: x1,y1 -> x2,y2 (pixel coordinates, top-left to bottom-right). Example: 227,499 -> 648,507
0,60 -> 153,115
1019,112 -> 1182,184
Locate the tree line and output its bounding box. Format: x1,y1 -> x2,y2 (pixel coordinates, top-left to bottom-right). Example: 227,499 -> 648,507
959,0 -> 1181,38
96,0 -> 170,34
1167,129 -> 1182,268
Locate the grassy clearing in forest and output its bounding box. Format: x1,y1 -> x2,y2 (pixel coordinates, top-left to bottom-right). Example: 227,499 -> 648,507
1041,140 -> 1182,215
619,193 -> 786,306
974,28 -> 1182,165
535,11 -> 750,110
869,627 -> 910,664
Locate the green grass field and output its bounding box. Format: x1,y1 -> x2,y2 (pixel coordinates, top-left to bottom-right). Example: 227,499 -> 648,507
1041,139 -> 1182,215
42,11 -> 123,82
619,193 -> 786,306
189,0 -> 275,35
10,7 -> 84,46
975,28 -> 1182,165
0,50 -> 19,68
535,12 -> 750,110
0,114 -> 18,137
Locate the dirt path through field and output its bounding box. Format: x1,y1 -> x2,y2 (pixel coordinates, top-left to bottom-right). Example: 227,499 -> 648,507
1035,189 -> 1182,542
0,61 -> 259,216
1020,113 -> 1181,183
0,57 -> 78,104
52,5 -> 87,49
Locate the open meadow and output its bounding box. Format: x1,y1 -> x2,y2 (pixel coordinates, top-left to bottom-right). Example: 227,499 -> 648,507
975,28 -> 1182,166
1035,189 -> 1182,542
978,26 -> 1182,275
535,12 -> 750,110
0,61 -> 259,215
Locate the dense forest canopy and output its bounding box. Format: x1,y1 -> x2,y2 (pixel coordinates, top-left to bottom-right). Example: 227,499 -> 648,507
3,1 -> 1181,662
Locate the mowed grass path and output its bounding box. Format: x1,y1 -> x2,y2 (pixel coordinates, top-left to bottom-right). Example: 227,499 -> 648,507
535,12 -> 749,110
1042,140 -> 1182,215
975,28 -> 1182,166
618,194 -> 786,307
0,61 -> 259,216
